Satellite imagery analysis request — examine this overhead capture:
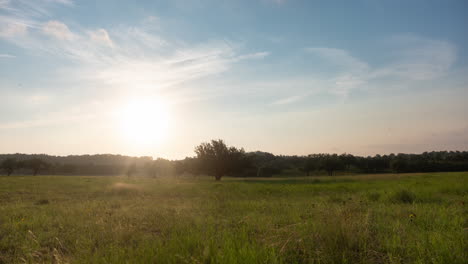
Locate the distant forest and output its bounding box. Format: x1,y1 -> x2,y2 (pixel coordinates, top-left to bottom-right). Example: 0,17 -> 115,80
1,140 -> 468,179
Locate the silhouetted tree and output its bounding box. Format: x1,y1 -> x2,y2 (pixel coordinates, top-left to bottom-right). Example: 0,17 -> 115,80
1,150 -> 468,177
1,158 -> 17,176
194,139 -> 245,180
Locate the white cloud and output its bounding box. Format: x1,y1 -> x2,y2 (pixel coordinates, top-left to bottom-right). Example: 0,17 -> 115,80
88,29 -> 114,47
2,0 -> 50,17
1,14 -> 269,95
42,20 -> 75,40
263,0 -> 287,5
303,35 -> 457,97
3,19 -> 242,92
0,0 -> 75,38
305,47 -> 370,96
45,0 -> 73,6
87,42 -> 236,90
0,109 -> 95,130
0,0 -> 271,131
235,51 -> 270,61
0,0 -> 10,9
0,53 -> 15,58
0,21 -> 28,37
373,34 -> 456,80
272,95 -> 303,105
305,47 -> 369,73
333,74 -> 366,96
269,35 -> 458,105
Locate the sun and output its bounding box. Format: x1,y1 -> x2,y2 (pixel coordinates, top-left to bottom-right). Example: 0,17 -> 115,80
119,98 -> 170,146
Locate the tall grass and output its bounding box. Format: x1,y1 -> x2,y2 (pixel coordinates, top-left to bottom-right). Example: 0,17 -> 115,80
0,172 -> 466,263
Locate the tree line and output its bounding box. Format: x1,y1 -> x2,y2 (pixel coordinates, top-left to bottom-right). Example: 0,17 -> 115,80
2,140 -> 468,180
0,158 -> 50,176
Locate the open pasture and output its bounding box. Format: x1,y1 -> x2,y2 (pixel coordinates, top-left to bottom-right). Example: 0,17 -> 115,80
0,172 -> 466,264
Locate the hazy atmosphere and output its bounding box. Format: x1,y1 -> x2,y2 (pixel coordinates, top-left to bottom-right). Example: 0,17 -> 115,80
1,1 -> 468,264
1,0 -> 467,159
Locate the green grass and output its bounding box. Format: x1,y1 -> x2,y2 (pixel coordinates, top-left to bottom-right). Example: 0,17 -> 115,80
0,172 -> 467,263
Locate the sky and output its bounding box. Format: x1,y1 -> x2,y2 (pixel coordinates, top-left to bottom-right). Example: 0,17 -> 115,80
1,0 -> 467,159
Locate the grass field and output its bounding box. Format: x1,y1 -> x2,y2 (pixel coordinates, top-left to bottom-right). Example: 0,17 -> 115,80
0,172 -> 467,264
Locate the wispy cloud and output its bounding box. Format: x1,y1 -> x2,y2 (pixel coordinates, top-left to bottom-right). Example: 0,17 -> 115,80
0,0 -> 270,129
304,47 -> 369,96
0,53 -> 15,58
0,1 -> 266,92
87,29 -> 114,47
372,34 -> 456,81
45,0 -> 73,6
41,20 -> 75,40
0,0 -> 9,8
0,19 -> 28,37
0,0 -> 70,38
235,51 -> 270,61
0,108 -> 95,130
305,47 -> 369,73
270,35 -> 457,105
302,35 -> 457,97
263,0 -> 287,5
271,95 -> 303,105
0,0 -> 72,18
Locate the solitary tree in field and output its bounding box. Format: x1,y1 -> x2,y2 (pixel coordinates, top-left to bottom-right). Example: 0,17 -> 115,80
194,139 -> 245,181
1,158 -> 17,176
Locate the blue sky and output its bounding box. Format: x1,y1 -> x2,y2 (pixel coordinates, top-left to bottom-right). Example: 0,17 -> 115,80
1,0 -> 467,159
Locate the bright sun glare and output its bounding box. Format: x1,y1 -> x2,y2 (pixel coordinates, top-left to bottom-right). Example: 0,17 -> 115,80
119,99 -> 170,146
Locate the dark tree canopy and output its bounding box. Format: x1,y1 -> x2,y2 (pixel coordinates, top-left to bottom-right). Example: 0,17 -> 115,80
194,139 -> 247,180
303,155 -> 318,176
22,158 -> 50,176
1,158 -> 17,176
1,149 -> 468,177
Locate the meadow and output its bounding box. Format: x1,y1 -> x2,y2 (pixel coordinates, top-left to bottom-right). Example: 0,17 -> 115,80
0,172 -> 466,264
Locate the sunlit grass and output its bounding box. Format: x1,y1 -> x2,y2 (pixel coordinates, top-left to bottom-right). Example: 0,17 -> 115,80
0,172 -> 466,263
